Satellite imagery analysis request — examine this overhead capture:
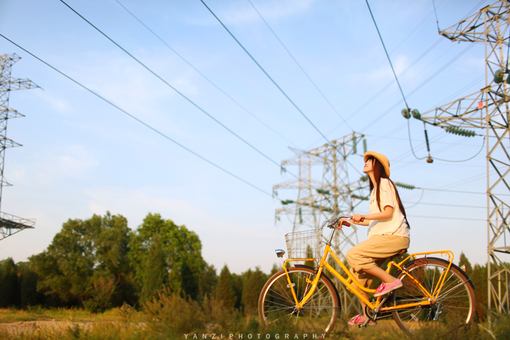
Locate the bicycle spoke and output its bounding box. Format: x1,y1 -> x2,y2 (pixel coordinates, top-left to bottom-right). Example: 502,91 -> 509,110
259,268 -> 339,337
437,280 -> 469,300
391,258 -> 475,335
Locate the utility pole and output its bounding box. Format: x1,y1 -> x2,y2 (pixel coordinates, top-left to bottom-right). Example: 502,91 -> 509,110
0,53 -> 37,240
404,1 -> 510,315
274,132 -> 369,315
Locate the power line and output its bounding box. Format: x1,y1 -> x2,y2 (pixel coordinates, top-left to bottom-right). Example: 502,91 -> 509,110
422,187 -> 508,196
407,44 -> 476,98
393,130 -> 447,164
299,39 -> 448,149
364,0 -> 483,165
406,167 -> 488,195
59,0 -> 294,178
441,170 -> 488,191
365,0 -> 410,110
332,2 -> 443,124
321,37 -> 445,144
113,0 -> 300,149
394,35 -> 477,164
246,0 -> 354,133
392,1 -> 445,52
428,135 -> 486,163
391,112 -> 485,165
367,127 -> 483,147
405,201 -> 485,209
438,74 -> 485,106
0,34 -> 276,199
408,214 -> 485,221
378,72 -> 485,156
341,33 -> 473,140
199,0 -> 330,143
346,38 -> 443,123
391,75 -> 484,163
360,43 -> 477,132
405,118 -> 485,163
433,0 -> 486,32
432,0 -> 441,33
407,44 -> 478,162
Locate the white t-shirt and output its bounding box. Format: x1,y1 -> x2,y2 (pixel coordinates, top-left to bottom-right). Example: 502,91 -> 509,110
367,178 -> 410,238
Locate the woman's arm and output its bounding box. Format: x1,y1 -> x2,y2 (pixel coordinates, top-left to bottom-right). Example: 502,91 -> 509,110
351,206 -> 394,225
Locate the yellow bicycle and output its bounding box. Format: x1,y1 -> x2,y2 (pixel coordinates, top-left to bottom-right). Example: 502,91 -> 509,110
258,217 -> 476,336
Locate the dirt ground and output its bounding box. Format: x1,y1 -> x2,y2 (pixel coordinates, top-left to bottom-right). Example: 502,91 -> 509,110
0,320 -> 94,335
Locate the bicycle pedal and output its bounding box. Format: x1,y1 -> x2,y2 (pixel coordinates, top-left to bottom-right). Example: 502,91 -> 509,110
358,318 -> 376,328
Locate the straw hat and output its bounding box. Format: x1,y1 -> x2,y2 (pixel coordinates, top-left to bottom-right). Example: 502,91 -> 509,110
364,151 -> 390,176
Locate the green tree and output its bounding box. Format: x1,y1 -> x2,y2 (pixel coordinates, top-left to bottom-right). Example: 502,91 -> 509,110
199,263 -> 217,300
129,213 -> 204,302
232,273 -> 243,310
241,267 -> 267,315
29,212 -> 133,308
18,262 -> 43,308
216,265 -> 236,309
30,218 -> 94,305
92,214 -> 132,275
140,236 -> 168,302
458,252 -> 473,274
0,258 -> 20,307
458,252 -> 488,320
89,212 -> 135,308
181,257 -> 200,300
471,263 -> 488,320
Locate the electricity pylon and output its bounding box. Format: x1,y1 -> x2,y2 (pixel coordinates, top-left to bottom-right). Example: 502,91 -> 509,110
0,53 -> 37,240
273,132 -> 370,315
404,1 -> 510,315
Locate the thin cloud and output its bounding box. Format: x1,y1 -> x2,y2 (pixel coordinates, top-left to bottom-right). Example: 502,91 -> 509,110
34,145 -> 99,182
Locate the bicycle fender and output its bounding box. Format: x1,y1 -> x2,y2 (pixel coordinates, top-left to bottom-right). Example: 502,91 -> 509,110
403,257 -> 475,290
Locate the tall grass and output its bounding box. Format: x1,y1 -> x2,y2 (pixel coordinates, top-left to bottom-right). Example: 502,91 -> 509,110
1,292 -> 510,340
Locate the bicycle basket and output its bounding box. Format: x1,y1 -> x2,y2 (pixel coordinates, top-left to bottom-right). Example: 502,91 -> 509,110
285,228 -> 324,260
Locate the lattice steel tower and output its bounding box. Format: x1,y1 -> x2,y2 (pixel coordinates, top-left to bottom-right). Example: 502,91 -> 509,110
274,132 -> 370,314
0,53 -> 37,240
404,1 -> 510,315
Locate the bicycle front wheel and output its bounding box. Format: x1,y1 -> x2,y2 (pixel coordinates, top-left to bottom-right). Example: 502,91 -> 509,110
391,257 -> 476,334
258,267 -> 340,337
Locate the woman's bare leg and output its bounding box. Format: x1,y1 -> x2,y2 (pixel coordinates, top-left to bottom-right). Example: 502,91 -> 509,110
363,266 -> 397,283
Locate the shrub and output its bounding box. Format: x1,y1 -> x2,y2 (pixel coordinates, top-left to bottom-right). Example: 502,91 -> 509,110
143,287 -> 205,336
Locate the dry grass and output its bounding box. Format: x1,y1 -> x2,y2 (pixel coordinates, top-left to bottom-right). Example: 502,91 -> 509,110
1,298 -> 509,340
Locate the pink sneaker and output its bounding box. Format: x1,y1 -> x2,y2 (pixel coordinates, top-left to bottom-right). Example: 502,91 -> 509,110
374,279 -> 403,297
348,314 -> 376,326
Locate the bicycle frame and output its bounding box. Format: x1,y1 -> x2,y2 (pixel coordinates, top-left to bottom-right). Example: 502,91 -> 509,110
282,226 -> 455,314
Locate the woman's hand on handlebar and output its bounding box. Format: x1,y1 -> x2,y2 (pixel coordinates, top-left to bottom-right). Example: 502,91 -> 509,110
333,216 -> 358,232
351,214 -> 365,224
329,215 -> 362,231
337,218 -> 349,229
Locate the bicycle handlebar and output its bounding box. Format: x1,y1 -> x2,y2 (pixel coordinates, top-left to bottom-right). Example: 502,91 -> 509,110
324,216 -> 364,231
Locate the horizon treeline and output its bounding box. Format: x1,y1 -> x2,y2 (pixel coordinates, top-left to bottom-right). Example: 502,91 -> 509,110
0,212 -> 492,320
0,212 -> 274,314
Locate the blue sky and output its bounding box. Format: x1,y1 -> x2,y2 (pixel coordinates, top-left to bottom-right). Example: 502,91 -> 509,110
0,0 -> 493,274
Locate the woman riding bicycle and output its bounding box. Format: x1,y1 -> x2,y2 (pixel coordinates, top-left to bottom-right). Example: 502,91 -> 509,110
345,151 -> 410,326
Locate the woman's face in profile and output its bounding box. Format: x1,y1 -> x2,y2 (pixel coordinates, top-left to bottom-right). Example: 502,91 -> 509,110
363,158 -> 374,174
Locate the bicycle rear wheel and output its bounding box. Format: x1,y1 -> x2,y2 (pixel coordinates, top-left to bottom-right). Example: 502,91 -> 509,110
258,267 -> 340,337
391,257 -> 476,334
